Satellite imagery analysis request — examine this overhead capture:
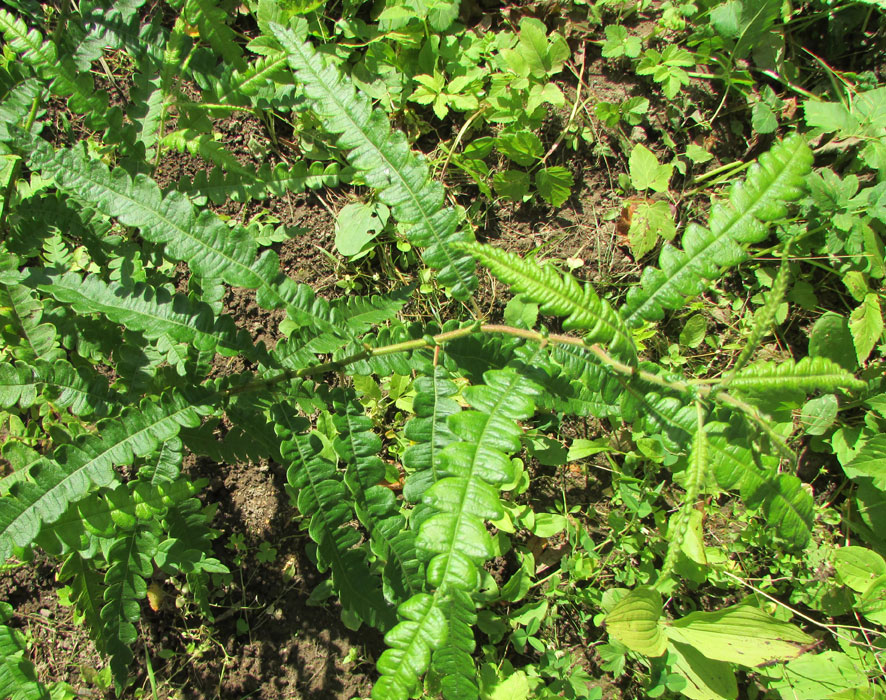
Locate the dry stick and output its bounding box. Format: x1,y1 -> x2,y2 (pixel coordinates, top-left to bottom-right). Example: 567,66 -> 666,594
721,570 -> 885,657
541,46 -> 588,165
438,105 -> 489,182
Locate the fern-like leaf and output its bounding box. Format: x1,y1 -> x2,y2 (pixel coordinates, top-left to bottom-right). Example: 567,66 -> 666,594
176,160 -> 340,205
618,374 -> 696,454
458,242 -> 638,364
543,344 -> 622,418
0,79 -> 45,154
707,422 -> 779,490
127,60 -> 164,155
708,424 -> 812,547
279,416 -> 397,631
270,24 -> 477,299
27,269 -> 258,360
0,359 -> 118,416
0,443 -> 45,497
36,478 -> 200,557
72,0 -> 149,70
660,403 -> 707,581
722,251 -> 791,379
0,8 -> 109,128
402,367 -> 460,504
209,50 -> 291,106
101,528 -> 157,692
373,370 -> 539,698
181,420 -> 275,465
742,472 -> 813,548
333,325 -> 419,377
22,139 -> 345,338
57,553 -> 105,654
373,593 -> 447,700
725,356 -> 865,395
155,491 -> 229,617
183,0 -> 244,69
333,286 -> 414,337
332,393 -> 423,602
0,279 -> 60,362
418,369 -> 539,589
0,391 -> 208,560
160,128 -> 252,176
138,438 -> 183,484
431,589 -> 478,700
622,134 -> 813,326
0,10 -> 54,74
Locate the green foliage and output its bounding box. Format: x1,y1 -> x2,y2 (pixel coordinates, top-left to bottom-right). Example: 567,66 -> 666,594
270,23 -> 478,300
0,2 -> 883,699
458,243 -> 638,364
635,46 -> 695,99
623,133 -> 813,326
0,602 -> 49,700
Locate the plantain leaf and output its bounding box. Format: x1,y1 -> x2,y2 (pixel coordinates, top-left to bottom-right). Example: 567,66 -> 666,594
766,651 -> 869,699
833,546 -> 886,593
669,640 -> 738,700
665,602 -> 814,667
604,587 -> 668,656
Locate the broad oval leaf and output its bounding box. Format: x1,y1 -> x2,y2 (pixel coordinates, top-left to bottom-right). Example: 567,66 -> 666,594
833,546 -> 886,593
842,434 -> 886,489
665,602 -> 814,667
669,640 -> 738,700
603,586 -> 667,657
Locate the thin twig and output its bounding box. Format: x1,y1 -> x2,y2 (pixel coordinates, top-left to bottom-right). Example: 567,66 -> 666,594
721,570 -> 884,652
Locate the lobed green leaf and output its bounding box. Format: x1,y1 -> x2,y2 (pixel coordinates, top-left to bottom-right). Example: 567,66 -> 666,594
23,139 -> 345,339
458,242 -> 638,364
270,24 -> 478,299
622,134 -> 813,326
727,356 -> 865,396
0,391 -> 208,561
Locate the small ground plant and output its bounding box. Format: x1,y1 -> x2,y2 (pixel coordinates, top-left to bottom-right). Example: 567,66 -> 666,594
0,1 -> 885,699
